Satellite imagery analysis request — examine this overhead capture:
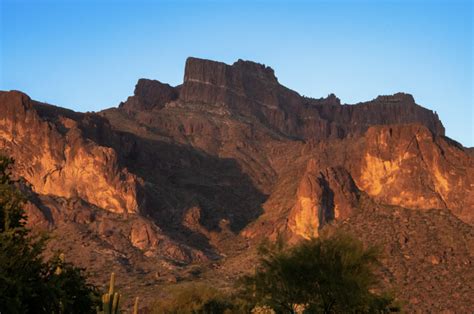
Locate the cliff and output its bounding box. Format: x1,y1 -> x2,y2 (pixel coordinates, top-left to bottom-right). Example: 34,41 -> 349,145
119,79 -> 179,112
0,91 -> 141,213
125,57 -> 445,141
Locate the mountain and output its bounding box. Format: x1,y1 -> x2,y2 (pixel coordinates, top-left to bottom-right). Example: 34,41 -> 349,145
0,57 -> 472,311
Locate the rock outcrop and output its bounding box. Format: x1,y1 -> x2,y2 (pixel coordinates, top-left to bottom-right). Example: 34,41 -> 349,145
288,161 -> 360,239
0,91 -> 141,213
119,79 -> 179,112
353,124 -> 473,224
179,57 -> 445,141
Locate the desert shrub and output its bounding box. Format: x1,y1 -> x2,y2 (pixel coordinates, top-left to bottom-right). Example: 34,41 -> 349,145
151,282 -> 236,314
239,231 -> 400,313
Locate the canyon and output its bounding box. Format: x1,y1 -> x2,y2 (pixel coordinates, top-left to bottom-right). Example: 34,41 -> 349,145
0,57 -> 473,311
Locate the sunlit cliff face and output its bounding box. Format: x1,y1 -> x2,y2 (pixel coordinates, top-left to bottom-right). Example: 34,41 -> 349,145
289,200 -> 320,239
279,123 -> 473,240
0,91 -> 141,214
354,125 -> 473,224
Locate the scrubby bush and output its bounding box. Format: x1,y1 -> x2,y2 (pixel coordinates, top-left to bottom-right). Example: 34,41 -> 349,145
151,282 -> 236,313
239,232 -> 400,313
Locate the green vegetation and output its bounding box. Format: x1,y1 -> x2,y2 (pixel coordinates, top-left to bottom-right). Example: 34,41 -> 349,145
151,283 -> 237,313
239,232 -> 400,313
0,156 -> 98,313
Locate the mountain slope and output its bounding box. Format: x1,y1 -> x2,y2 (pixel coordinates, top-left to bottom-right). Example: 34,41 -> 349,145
0,57 -> 472,310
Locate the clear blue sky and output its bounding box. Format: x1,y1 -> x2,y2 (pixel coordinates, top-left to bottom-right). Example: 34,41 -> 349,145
1,0 -> 473,146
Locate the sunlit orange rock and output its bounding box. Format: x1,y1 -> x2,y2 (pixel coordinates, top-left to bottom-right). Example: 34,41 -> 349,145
0,91 -> 142,214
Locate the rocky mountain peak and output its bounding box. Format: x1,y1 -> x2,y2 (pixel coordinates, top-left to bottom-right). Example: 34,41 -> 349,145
134,79 -> 178,104
232,58 -> 278,82
116,58 -> 446,143
179,57 -> 280,106
118,78 -> 178,112
373,92 -> 416,105
183,57 -> 278,85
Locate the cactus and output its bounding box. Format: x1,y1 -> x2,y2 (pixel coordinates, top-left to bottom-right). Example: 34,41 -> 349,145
97,272 -> 121,314
96,272 -> 141,314
133,297 -> 139,314
54,252 -> 65,275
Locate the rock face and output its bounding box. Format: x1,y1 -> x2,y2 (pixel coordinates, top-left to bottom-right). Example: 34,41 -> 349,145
119,79 -> 179,112
288,161 -> 360,239
180,57 -> 279,107
0,91 -> 141,213
179,57 -> 445,141
354,125 -> 473,224
0,57 -> 473,311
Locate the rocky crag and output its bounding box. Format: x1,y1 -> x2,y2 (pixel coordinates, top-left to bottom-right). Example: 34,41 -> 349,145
0,57 -> 472,311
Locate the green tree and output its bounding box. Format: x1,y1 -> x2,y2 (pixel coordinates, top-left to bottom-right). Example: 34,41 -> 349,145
0,156 -> 98,313
240,232 -> 400,313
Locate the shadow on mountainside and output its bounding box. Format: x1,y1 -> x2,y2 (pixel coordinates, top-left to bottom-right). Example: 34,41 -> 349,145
32,101 -> 267,256
114,131 -> 267,255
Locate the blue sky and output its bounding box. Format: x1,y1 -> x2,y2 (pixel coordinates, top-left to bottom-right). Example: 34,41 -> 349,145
1,0 -> 473,146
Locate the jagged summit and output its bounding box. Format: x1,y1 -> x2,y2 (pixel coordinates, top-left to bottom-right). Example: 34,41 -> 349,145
374,92 -> 416,104
119,78 -> 178,112
117,57 -> 445,140
184,57 -> 278,84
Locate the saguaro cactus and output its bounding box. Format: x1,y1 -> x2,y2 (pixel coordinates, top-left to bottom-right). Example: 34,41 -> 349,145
133,297 -> 139,314
97,273 -> 121,314
54,253 -> 66,275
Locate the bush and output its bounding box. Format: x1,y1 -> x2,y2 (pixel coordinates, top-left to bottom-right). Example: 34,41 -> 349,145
239,231 -> 400,313
151,282 -> 236,314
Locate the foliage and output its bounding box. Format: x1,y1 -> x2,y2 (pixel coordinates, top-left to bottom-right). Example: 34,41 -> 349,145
0,156 -> 27,232
151,283 -> 237,314
0,156 -> 99,313
239,231 -> 400,313
47,253 -> 99,313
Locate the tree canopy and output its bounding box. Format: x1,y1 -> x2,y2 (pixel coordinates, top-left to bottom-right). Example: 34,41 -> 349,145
240,232 -> 400,313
